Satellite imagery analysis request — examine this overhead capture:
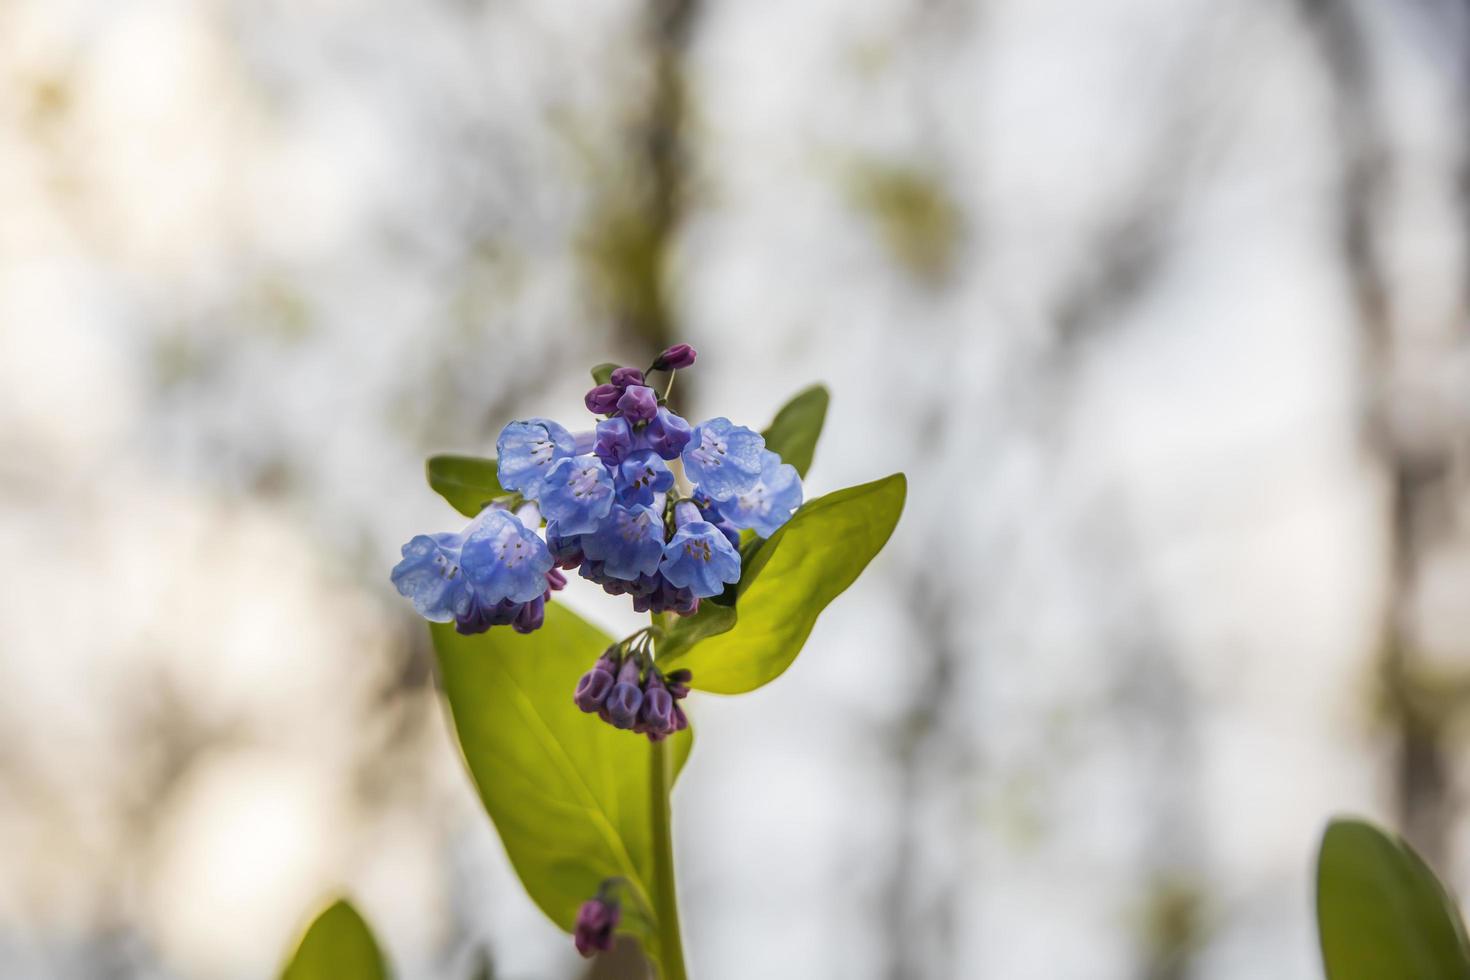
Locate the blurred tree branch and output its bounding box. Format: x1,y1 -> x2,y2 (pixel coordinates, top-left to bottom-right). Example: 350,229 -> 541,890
1297,0 -> 1468,869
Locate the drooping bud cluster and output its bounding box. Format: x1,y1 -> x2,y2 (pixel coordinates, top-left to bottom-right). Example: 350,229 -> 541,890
573,636 -> 692,742
390,342 -> 803,636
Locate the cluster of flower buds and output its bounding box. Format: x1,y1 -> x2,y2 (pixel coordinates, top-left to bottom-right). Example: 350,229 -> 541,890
573,638 -> 692,742
391,343 -> 804,634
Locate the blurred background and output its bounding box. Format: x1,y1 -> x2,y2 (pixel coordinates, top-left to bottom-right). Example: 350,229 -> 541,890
3,0 -> 1470,977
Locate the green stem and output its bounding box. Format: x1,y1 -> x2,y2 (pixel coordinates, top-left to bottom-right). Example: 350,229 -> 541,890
648,623 -> 688,979
649,736 -> 688,979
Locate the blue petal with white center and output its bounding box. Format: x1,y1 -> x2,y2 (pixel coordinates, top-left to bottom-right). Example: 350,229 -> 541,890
459,508 -> 555,603
681,417 -> 765,501
538,454 -> 616,535
660,520 -> 742,598
497,418 -> 577,499
719,450 -> 803,537
581,503 -> 665,580
616,450 -> 674,506
390,532 -> 473,622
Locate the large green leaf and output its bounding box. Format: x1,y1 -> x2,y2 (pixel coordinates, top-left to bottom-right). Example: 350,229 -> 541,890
661,473 -> 905,694
280,899 -> 386,980
432,605 -> 692,937
762,384 -> 829,479
427,454 -> 504,518
1317,816 -> 1470,979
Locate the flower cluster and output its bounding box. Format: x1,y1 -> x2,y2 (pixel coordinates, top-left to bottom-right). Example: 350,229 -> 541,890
389,505 -> 566,635
573,634 -> 692,742
391,343 -> 804,635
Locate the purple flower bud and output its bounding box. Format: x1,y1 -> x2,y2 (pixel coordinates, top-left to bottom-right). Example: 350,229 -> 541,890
574,651 -> 618,713
546,525 -> 584,569
573,897 -> 620,957
610,366 -> 646,389
456,596 -> 522,635
512,596 -> 545,634
629,573 -> 661,597
665,668 -> 692,700
585,384 -> 621,415
617,384 -> 659,424
671,703 -> 689,732
546,568 -> 567,591
640,676 -> 676,736
594,416 -> 634,468
643,407 -> 692,460
605,657 -> 644,729
652,344 -> 697,371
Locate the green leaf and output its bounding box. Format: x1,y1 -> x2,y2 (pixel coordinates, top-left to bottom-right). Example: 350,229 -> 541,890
1317,816 -> 1470,979
658,601 -> 737,661
662,473 -> 905,694
427,454 -> 504,518
591,362 -> 620,385
280,899 -> 387,980
762,384 -> 829,479
431,605 -> 693,936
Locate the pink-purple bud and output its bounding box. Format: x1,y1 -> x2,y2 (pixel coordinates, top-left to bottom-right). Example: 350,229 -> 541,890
652,344 -> 697,371
585,384 -> 621,415
605,656 -> 644,729
573,897 -> 620,957
593,416 -> 634,467
617,384 -> 659,424
640,675 -> 676,735
512,596 -> 545,634
643,407 -> 691,460
665,668 -> 692,700
610,366 -> 646,389
573,651 -> 619,713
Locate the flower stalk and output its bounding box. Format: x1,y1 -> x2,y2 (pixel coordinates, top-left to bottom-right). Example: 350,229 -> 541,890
648,624 -> 688,979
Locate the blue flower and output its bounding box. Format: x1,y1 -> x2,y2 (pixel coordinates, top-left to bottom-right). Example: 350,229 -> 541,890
616,450 -> 674,506
581,503 -> 665,580
390,532 -> 472,623
681,417 -> 764,501
660,503 -> 742,598
391,508 -> 556,633
459,507 -> 555,603
642,407 -> 692,460
497,418 -> 577,499
539,455 -> 615,534
718,450 -> 802,537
